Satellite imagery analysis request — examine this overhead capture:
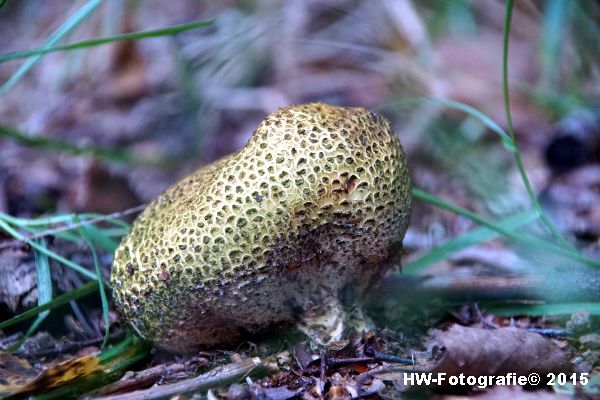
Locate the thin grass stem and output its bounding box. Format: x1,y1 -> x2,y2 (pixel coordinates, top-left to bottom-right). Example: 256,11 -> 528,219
79,225 -> 111,349
0,281 -> 99,330
502,0 -> 573,249
0,215 -> 97,279
0,0 -> 102,94
412,188 -> 599,268
0,19 -> 216,63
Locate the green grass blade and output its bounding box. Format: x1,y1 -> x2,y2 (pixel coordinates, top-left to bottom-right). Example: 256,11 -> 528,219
0,280 -> 99,329
95,227 -> 129,238
0,0 -> 102,95
54,230 -> 84,243
98,335 -> 151,367
76,213 -> 132,229
33,238 -> 53,308
32,336 -> 151,400
488,302 -> 600,316
502,0 -> 573,249
0,214 -> 97,279
51,226 -> 128,241
0,209 -> 133,256
404,209 -> 539,274
433,98 -> 515,152
9,314 -> 46,351
9,238 -> 54,351
0,212 -> 85,227
79,226 -> 111,349
98,334 -> 134,364
443,1 -> 477,36
540,0 -> 571,90
1,211 -> 132,230
377,97 -> 516,151
412,187 -> 600,268
0,124 -> 153,165
0,19 -> 216,63
78,224 -> 119,253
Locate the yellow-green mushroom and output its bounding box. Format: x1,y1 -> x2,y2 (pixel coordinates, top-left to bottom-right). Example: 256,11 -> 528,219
111,103 -> 411,353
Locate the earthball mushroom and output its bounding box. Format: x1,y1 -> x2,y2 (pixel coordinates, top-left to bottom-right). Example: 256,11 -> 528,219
111,103 -> 411,353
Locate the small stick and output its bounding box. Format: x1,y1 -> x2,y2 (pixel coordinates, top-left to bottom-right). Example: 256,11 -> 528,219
326,357 -> 374,367
94,358 -> 265,400
319,350 -> 326,382
371,352 -> 414,365
355,366 -> 428,398
17,331 -> 125,359
93,362 -> 190,396
525,328 -> 573,337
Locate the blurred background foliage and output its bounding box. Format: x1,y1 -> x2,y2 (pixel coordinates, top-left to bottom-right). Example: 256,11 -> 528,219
0,0 -> 597,209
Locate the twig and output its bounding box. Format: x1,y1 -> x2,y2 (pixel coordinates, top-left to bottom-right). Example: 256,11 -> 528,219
525,328 -> 573,337
93,358 -> 267,400
319,350 -> 326,400
306,352 -> 415,376
355,366 -> 427,398
326,357 -> 374,367
371,353 -> 414,365
93,362 -> 192,396
319,350 -> 326,382
292,342 -> 313,371
16,330 -> 125,359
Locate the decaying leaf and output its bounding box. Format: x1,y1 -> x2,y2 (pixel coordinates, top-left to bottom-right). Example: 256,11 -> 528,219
0,350 -> 41,397
450,384 -> 571,399
430,325 -> 571,380
0,246 -> 36,312
0,352 -> 103,398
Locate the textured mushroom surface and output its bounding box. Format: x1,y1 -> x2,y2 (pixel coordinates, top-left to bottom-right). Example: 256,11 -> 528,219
111,103 -> 411,352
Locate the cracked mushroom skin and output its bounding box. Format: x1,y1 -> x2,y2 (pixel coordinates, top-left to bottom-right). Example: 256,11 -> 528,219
111,103 -> 411,353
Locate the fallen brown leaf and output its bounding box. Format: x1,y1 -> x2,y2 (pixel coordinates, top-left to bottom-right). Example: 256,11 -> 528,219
0,246 -> 36,312
0,351 -> 103,398
443,384 -> 570,399
430,325 -> 571,380
0,350 -> 41,397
